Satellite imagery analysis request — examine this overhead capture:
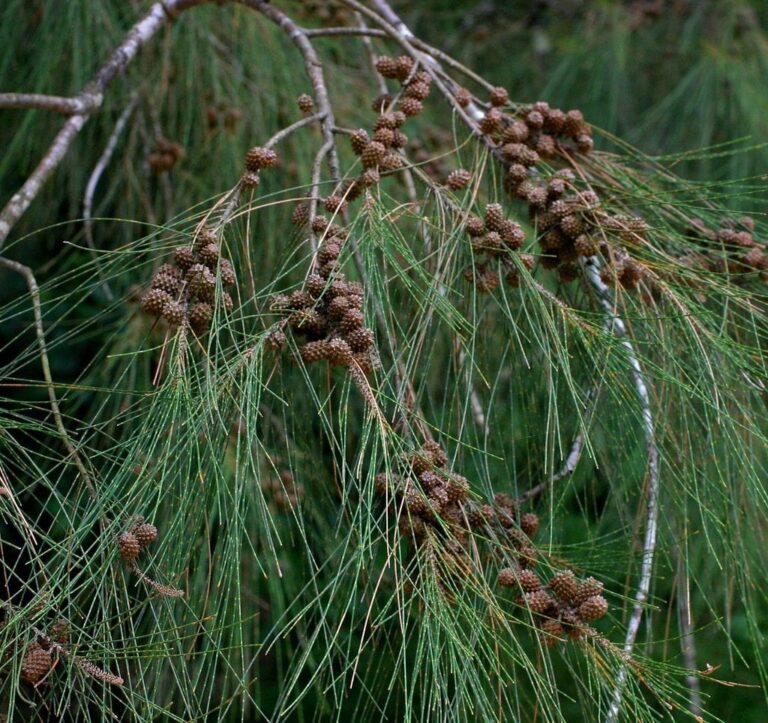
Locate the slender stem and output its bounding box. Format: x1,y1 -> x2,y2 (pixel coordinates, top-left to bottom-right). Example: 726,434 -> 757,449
304,27 -> 386,38
83,94 -> 139,299
265,111 -> 325,150
0,258 -> 97,498
582,258 -> 660,723
676,544 -> 703,717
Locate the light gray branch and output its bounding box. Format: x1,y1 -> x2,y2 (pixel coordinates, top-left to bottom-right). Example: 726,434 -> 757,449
583,259 -> 660,723
0,92 -> 102,115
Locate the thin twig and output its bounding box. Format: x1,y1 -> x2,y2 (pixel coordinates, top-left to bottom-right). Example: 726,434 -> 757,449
676,543 -> 703,717
0,258 -> 97,498
0,0 -> 214,252
304,26 -> 386,39
265,111 -> 325,150
83,94 -> 139,299
582,258 -> 660,723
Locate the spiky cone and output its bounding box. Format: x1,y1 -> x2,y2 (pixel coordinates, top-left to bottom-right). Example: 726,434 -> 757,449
466,216 -> 486,237
578,595 -> 608,622
297,93 -> 314,114
405,81 -> 430,101
520,512 -> 539,537
151,272 -> 180,296
518,544 -> 539,568
542,107 -> 565,134
392,54 -> 413,81
134,523 -> 158,549
497,567 -> 528,590
324,195 -> 347,215
574,576 -> 604,605
479,108 -> 502,134
619,259 -> 644,290
327,337 -> 353,366
161,300 -> 185,326
488,85 -> 509,107
188,302 -> 213,332
344,128 -> 368,156
399,97 -> 422,117
346,327 -> 374,353
516,569 -> 543,592
376,111 -> 405,130
562,109 -> 585,137
446,169 -> 471,190
539,617 -> 565,646
241,171 -> 260,189
118,532 -> 141,563
244,146 -> 278,171
298,339 -> 328,364
575,133 -> 594,154
499,220 -> 525,250
386,130 -> 406,149
374,55 -> 399,78
190,270 -> 216,302
49,619 -> 70,645
218,259 -> 236,287
265,329 -> 287,351
475,231 -> 502,255
173,245 -> 196,270
526,186 -> 548,210
504,162 -> 528,188
522,589 -> 554,614
454,87 -> 471,107
199,243 -> 220,267
370,127 -> 394,148
290,309 -> 326,336
574,234 -> 599,257
423,440 -> 448,467
535,134 -> 557,161
549,570 -> 579,604
744,247 -> 768,270
380,153 -> 404,172
484,203 -> 505,232
360,168 -> 380,188
446,476 -> 469,504
20,643 -> 52,684
475,270 -> 500,293
465,505 -> 492,529
141,288 -> 171,315
361,141 -> 386,169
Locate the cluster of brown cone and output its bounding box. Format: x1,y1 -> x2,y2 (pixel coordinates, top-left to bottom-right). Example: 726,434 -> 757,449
268,218 -> 377,375
463,202 -> 534,291
684,215 -> 767,279
140,227 -> 235,333
464,87 -> 649,289
498,566 -> 608,645
374,443 -> 609,643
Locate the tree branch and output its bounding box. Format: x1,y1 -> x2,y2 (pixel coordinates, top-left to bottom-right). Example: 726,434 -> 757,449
0,0 -> 214,252
582,259 -> 660,723
0,93 -> 102,115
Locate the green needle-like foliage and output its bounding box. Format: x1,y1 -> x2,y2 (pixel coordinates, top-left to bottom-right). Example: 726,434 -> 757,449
0,2 -> 766,722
